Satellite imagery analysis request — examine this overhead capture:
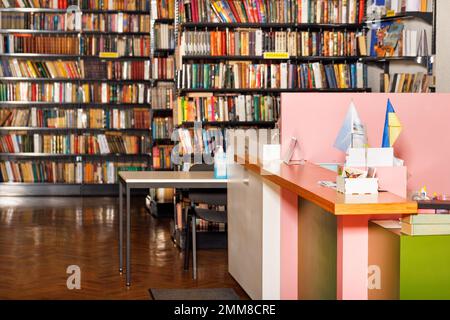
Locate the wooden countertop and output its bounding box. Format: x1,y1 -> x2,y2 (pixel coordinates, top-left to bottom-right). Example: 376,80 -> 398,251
237,158 -> 417,216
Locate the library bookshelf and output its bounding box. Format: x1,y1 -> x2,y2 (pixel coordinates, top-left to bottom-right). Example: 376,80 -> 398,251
0,1 -> 152,195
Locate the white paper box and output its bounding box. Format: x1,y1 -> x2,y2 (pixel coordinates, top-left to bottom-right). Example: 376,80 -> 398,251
367,148 -> 394,167
336,176 -> 379,195
346,148 -> 366,167
346,148 -> 394,167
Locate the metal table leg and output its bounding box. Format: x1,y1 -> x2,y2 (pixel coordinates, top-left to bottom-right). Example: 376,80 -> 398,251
126,186 -> 131,286
119,181 -> 123,274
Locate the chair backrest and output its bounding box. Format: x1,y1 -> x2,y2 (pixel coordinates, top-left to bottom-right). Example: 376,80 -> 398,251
189,164 -> 214,172
188,164 -> 226,206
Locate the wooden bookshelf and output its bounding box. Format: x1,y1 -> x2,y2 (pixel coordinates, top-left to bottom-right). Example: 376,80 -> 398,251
0,2 -> 152,193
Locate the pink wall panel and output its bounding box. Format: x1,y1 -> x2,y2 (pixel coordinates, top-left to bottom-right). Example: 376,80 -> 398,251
281,93 -> 450,195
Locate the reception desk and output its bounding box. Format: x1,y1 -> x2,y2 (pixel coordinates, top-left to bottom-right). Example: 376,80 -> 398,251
227,159 -> 417,300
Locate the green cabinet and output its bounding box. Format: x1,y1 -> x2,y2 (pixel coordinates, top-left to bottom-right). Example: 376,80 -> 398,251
369,221 -> 450,300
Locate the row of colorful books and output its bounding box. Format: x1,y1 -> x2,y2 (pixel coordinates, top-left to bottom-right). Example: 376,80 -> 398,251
152,117 -> 173,139
0,82 -> 150,103
0,133 -> 150,154
152,145 -> 173,170
78,0 -> 151,11
0,59 -> 152,80
176,94 -> 280,124
0,12 -> 76,30
152,57 -> 175,79
0,107 -> 151,129
181,29 -> 365,57
82,60 -> 151,80
378,0 -> 433,15
180,0 -> 366,24
0,12 -> 151,32
178,61 -> 367,90
175,127 -> 224,155
0,0 -> 77,9
0,59 -> 82,78
380,72 -> 434,93
154,23 -> 175,50
151,84 -> 175,110
151,0 -> 175,19
0,35 -> 151,57
80,35 -> 151,57
82,13 -> 151,33
174,201 -> 226,233
0,160 -> 148,184
195,218 -> 226,232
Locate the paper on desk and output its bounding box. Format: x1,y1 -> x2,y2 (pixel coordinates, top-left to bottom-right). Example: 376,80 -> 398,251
318,181 -> 337,189
371,220 -> 401,229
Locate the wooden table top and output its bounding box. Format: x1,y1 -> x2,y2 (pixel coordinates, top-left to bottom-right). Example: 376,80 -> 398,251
118,171 -> 228,187
238,159 -> 417,216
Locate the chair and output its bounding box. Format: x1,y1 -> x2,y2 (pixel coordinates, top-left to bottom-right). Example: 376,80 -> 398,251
183,164 -> 227,279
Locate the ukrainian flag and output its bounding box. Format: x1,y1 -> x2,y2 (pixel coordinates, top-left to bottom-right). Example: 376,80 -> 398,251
382,99 -> 402,148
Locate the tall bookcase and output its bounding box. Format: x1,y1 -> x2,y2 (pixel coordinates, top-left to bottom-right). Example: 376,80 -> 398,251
174,0 -> 371,134
0,1 -> 152,196
150,0 -> 176,172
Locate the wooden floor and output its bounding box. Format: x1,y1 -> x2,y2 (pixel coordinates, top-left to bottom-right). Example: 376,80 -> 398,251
0,197 -> 248,300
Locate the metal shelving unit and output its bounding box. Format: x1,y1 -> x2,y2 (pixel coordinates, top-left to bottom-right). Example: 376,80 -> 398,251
363,3 -> 436,76
149,0 -> 176,172
0,3 -> 152,195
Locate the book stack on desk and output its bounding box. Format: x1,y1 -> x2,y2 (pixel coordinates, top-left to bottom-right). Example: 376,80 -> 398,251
401,214 -> 450,235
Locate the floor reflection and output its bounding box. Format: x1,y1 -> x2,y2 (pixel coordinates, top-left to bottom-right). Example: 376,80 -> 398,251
0,197 -> 247,300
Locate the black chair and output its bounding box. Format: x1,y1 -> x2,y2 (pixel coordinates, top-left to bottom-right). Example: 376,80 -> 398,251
183,164 -> 227,279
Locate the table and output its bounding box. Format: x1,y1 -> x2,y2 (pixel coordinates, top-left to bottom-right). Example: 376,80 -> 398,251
118,171 -> 228,286
228,158 -> 417,299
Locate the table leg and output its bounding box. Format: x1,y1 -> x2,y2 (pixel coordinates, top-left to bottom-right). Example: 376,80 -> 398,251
119,181 -> 123,274
336,215 -> 369,300
126,186 -> 131,286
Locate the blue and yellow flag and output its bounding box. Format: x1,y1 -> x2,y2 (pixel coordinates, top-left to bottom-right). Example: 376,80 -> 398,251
382,99 -> 402,148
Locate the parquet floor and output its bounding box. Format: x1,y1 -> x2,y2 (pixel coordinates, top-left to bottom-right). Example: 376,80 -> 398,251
0,197 -> 248,300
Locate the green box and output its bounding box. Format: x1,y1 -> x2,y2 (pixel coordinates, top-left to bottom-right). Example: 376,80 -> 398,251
369,221 -> 450,300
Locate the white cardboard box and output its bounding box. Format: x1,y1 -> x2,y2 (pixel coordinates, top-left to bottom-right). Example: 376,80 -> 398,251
346,148 -> 394,167
336,176 -> 379,195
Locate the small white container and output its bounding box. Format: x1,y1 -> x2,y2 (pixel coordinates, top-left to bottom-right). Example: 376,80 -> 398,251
336,176 -> 379,195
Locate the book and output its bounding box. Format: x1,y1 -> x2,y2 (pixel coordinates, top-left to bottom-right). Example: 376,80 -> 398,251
176,94 -> 280,124
179,61 -> 367,90
152,117 -> 173,139
79,0 -> 150,11
0,160 -> 147,184
402,214 -> 450,225
401,222 -> 450,235
0,35 -> 79,55
152,145 -> 174,169
181,28 -> 361,57
80,35 -> 150,57
151,83 -> 175,110
0,133 -> 150,154
154,23 -> 175,50
152,57 -> 175,79
152,0 -> 175,19
180,0 -> 366,24
82,13 -> 151,33
380,72 -> 434,92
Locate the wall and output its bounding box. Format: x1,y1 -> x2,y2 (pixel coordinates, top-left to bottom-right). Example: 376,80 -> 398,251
281,93 -> 450,195
436,0 -> 450,92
